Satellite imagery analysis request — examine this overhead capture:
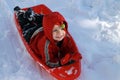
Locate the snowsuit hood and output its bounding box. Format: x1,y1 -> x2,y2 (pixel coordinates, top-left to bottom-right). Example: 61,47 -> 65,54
43,12 -> 68,44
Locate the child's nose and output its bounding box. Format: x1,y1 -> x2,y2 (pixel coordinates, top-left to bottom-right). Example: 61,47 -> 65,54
56,30 -> 62,35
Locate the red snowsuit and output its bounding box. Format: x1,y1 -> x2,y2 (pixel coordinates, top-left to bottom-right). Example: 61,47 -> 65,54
29,12 -> 82,68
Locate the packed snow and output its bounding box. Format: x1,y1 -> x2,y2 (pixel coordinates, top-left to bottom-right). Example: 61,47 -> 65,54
0,0 -> 120,80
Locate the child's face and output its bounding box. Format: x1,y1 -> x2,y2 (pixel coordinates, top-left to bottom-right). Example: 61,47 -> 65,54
52,24 -> 66,42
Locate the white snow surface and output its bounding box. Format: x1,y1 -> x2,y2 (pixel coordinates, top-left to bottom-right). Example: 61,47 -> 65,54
0,0 -> 120,80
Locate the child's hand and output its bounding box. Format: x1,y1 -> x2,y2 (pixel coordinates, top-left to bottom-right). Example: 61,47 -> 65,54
71,53 -> 82,61
60,53 -> 71,65
60,53 -> 82,65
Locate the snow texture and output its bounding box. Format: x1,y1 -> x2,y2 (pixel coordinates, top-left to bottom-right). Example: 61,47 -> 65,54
0,0 -> 120,80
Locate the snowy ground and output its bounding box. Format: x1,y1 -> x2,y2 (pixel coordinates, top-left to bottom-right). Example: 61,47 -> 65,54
0,0 -> 120,80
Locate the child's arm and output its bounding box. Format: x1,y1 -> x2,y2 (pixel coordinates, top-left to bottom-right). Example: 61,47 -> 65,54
61,35 -> 82,65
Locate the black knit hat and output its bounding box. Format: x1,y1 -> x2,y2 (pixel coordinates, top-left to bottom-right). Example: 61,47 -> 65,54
14,6 -> 21,11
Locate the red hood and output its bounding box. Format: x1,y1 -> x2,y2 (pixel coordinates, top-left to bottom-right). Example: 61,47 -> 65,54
43,12 -> 68,44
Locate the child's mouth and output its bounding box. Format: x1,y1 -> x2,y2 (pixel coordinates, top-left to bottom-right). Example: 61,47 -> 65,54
56,35 -> 63,39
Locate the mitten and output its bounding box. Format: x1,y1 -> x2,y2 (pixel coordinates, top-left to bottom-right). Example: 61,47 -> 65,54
71,53 -> 82,61
60,53 -> 71,65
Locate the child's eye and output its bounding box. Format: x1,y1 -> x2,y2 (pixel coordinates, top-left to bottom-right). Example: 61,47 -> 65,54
53,29 -> 58,32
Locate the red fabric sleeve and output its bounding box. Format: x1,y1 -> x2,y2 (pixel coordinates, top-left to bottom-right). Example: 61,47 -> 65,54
68,34 -> 82,61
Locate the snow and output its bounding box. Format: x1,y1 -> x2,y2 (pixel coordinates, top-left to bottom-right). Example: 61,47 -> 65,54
65,67 -> 75,75
0,0 -> 120,80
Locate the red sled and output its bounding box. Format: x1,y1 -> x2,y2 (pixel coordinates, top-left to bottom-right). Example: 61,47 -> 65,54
14,4 -> 81,80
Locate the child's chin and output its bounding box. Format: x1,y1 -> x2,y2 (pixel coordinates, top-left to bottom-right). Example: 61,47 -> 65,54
56,38 -> 63,42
